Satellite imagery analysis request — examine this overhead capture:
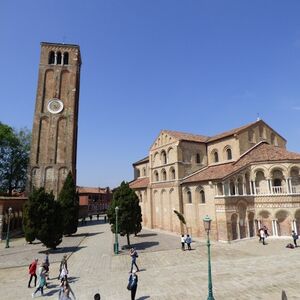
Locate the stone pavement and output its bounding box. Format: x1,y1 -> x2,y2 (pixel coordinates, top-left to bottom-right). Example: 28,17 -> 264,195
0,220 -> 299,299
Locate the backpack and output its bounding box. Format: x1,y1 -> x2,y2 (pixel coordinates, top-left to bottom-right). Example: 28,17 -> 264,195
286,243 -> 295,249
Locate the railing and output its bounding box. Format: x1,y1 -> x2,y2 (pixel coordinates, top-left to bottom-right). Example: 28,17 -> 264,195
272,186 -> 286,194
255,187 -> 269,195
292,186 -> 300,194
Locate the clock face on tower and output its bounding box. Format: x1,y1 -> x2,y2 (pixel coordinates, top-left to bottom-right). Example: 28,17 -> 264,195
47,98 -> 64,114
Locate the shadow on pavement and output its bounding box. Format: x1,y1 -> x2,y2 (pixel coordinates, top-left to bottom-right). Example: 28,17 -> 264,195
137,296 -> 150,300
71,232 -> 103,238
78,219 -> 108,228
130,241 -> 159,250
282,290 -> 288,300
68,276 -> 80,283
136,233 -> 157,238
39,246 -> 87,254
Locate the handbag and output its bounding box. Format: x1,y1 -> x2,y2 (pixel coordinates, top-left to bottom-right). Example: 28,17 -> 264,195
127,281 -> 132,290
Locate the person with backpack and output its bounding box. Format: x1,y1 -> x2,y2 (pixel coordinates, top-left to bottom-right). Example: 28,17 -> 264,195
292,230 -> 298,247
129,248 -> 139,273
127,270 -> 138,300
28,258 -> 38,288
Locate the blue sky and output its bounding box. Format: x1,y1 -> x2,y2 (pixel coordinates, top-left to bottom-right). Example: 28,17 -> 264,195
1,1 -> 300,188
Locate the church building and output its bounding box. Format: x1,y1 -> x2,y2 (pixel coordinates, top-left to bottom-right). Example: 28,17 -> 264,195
130,120 -> 300,242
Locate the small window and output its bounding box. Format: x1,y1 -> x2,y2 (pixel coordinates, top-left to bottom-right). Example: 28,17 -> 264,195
48,51 -> 55,64
154,171 -> 159,182
171,168 -> 175,180
187,190 -> 192,203
200,190 -> 205,203
63,52 -> 69,65
161,151 -> 167,164
57,52 -> 62,65
196,153 -> 201,164
226,148 -> 232,160
214,151 -> 219,163
143,167 -> 146,176
162,170 -> 167,181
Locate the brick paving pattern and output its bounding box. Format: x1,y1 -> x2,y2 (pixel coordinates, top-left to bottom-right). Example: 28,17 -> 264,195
0,219 -> 299,299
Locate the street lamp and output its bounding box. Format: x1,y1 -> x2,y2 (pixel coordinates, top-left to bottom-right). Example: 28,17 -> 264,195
5,207 -> 13,249
114,206 -> 119,254
203,215 -> 215,300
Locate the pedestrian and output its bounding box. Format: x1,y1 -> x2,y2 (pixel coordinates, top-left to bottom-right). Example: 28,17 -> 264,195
259,228 -> 266,245
59,255 -> 68,281
32,263 -> 47,298
59,276 -> 76,300
28,258 -> 38,288
292,230 -> 298,247
129,248 -> 139,273
44,251 -> 50,280
127,270 -> 138,300
185,234 -> 192,250
96,214 -> 99,220
94,293 -> 101,300
181,234 -> 185,251
263,225 -> 269,238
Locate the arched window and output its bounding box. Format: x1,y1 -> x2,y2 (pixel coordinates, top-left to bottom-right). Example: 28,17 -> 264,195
154,171 -> 159,182
48,51 -> 55,64
143,167 -> 146,176
214,151 -> 219,163
162,169 -> 167,181
161,151 -> 167,164
63,52 -> 69,65
196,153 -> 201,164
136,169 -> 140,177
226,148 -> 232,160
200,190 -> 205,203
57,52 -> 62,65
187,190 -> 192,203
170,168 -> 176,180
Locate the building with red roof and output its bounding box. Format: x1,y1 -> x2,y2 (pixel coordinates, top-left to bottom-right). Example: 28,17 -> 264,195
130,119 -> 300,242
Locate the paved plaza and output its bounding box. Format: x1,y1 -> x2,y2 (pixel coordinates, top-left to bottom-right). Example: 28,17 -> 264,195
0,219 -> 299,299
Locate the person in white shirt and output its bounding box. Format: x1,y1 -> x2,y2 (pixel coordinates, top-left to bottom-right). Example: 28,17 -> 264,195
181,235 -> 185,251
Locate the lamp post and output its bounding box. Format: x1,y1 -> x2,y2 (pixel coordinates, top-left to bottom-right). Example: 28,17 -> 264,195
203,215 -> 215,300
5,207 -> 13,249
114,206 -> 119,254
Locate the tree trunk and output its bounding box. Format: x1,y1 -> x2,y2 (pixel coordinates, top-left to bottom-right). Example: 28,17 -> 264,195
126,233 -> 130,246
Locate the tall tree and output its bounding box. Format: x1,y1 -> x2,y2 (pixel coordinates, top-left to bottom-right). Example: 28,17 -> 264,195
108,181 -> 142,246
23,188 -> 63,249
58,171 -> 79,235
0,122 -> 30,195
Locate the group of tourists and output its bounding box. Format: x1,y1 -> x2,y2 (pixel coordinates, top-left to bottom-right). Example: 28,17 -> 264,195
180,234 -> 192,250
29,253 -> 76,299
258,225 -> 299,249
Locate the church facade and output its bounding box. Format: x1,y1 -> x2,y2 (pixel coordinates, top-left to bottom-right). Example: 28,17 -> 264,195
130,120 -> 300,242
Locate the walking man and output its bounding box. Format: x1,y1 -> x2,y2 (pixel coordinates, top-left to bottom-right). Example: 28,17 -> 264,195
186,234 -> 192,250
28,258 -> 38,288
292,230 -> 298,247
130,248 -> 139,273
128,270 -> 138,300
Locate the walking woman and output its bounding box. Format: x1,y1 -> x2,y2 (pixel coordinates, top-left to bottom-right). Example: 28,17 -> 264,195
59,276 -> 76,300
32,263 -> 47,298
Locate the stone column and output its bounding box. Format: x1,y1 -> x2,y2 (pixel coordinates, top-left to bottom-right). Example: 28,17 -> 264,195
61,53 -> 64,65
246,217 -> 250,237
267,179 -> 272,194
222,183 -> 225,196
235,181 -> 238,195
54,52 -> 57,65
237,216 -> 241,239
0,213 -> 3,241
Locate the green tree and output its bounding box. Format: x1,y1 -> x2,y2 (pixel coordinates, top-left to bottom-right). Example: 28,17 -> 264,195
0,122 -> 30,196
108,181 -> 142,246
58,171 -> 79,235
23,188 -> 63,249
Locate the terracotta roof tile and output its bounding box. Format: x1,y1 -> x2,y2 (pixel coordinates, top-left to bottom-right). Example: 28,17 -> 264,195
77,186 -> 108,194
208,121 -> 259,142
129,177 -> 149,189
133,156 -> 149,165
163,130 -> 209,143
183,142 -> 300,183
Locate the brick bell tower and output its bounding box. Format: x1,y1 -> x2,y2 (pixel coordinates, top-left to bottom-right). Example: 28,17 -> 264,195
28,42 -> 81,199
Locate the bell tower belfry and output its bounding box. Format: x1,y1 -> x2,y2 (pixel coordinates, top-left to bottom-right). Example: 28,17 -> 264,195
28,42 -> 81,198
